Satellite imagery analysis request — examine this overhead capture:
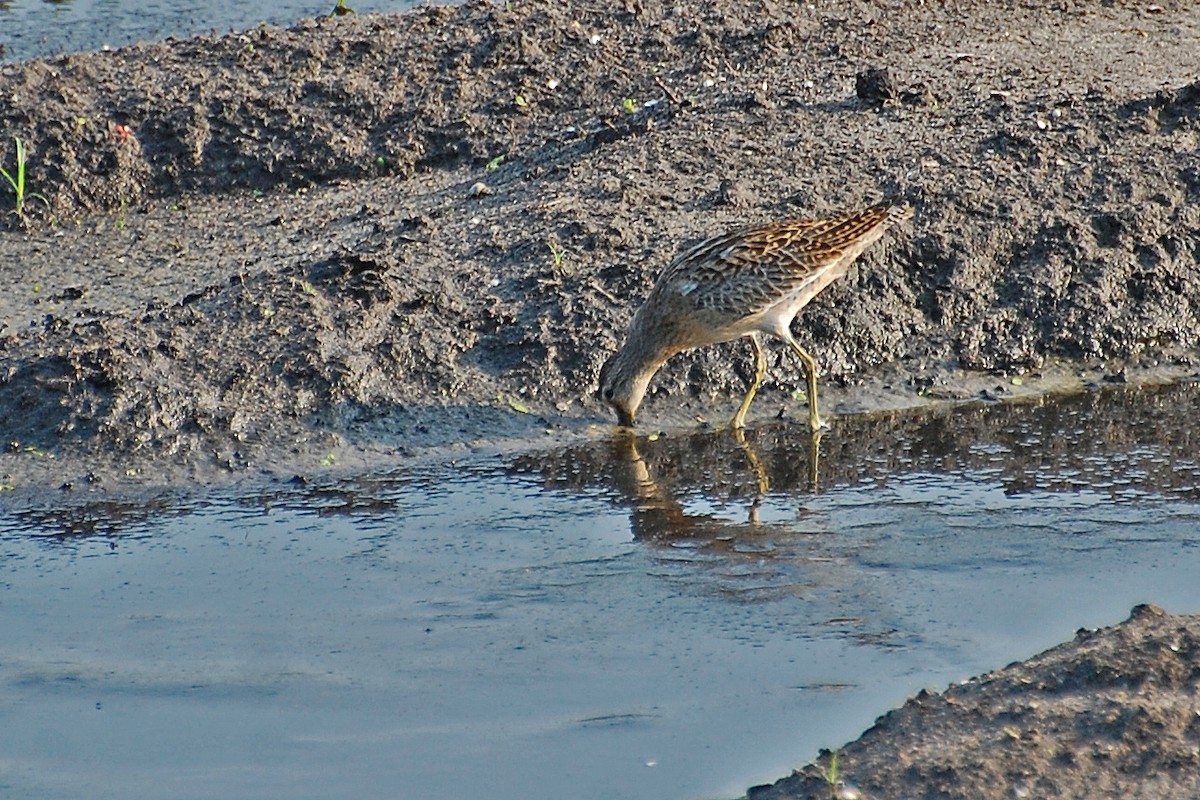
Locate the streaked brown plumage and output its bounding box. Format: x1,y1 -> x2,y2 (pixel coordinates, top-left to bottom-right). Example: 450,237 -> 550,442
598,202 -> 912,431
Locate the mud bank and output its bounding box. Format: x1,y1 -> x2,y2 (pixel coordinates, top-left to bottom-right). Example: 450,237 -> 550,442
747,604 -> 1200,800
0,0 -> 1198,488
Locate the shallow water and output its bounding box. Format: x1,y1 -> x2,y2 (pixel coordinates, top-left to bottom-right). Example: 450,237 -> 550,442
3,383 -> 1200,799
0,0 -> 421,63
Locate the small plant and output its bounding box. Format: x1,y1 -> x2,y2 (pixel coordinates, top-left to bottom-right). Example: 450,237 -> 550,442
328,0 -> 354,16
818,751 -> 859,799
547,238 -> 566,277
514,94 -> 529,108
820,751 -> 840,786
485,154 -> 505,172
622,97 -> 638,113
0,136 -> 49,218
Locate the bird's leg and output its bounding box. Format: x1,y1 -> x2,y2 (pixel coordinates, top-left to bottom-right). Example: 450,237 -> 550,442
785,339 -> 827,432
731,334 -> 767,429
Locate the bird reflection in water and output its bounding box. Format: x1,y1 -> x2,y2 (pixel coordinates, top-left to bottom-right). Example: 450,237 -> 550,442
607,425 -> 820,541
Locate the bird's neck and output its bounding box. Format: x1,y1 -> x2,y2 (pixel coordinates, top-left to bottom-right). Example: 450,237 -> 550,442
622,319 -> 678,376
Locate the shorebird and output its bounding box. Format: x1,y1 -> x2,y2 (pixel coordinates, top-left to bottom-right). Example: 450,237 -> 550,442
598,202 -> 911,432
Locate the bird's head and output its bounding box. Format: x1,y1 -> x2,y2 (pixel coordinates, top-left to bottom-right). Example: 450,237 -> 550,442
597,350 -> 653,428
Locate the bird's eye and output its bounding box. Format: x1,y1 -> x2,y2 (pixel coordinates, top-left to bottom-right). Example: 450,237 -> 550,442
602,387 -> 615,401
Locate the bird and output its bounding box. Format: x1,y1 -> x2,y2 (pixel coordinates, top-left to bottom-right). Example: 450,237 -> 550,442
598,201 -> 912,432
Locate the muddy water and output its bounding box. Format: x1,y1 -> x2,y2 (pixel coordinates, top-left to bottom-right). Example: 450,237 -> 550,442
2,383 -> 1200,800
0,0 -> 420,63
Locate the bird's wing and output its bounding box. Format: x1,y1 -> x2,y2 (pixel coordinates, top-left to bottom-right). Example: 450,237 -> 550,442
656,204 -> 902,317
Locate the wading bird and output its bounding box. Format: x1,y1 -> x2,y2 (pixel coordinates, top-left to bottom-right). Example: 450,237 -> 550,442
598,202 -> 911,431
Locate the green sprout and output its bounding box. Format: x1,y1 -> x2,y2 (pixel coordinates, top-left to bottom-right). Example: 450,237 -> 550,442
328,0 -> 354,16
819,751 -> 848,799
0,137 -> 49,217
485,154 -> 505,172
514,94 -> 529,108
547,238 -> 566,277
623,97 -> 637,113
820,751 -> 840,786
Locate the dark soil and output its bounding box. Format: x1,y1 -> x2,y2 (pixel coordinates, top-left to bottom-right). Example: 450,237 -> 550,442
1,2 -> 1200,796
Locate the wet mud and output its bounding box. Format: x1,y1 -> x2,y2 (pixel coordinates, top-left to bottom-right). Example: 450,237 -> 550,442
0,0 -> 1198,489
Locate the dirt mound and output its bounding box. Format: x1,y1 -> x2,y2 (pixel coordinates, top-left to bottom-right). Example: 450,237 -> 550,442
748,603 -> 1200,800
0,1 -> 852,217
1,0 -> 1199,481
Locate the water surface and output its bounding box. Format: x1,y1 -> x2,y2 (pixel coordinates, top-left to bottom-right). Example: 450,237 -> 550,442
1,0 -> 421,63
2,383 -> 1200,799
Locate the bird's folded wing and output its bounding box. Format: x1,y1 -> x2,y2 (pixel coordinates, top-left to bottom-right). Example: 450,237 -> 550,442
659,208 -> 892,317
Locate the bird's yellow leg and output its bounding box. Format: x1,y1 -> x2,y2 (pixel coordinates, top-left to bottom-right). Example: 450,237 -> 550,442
786,340 -> 827,432
731,334 -> 767,429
